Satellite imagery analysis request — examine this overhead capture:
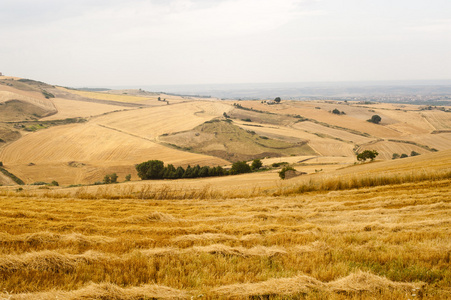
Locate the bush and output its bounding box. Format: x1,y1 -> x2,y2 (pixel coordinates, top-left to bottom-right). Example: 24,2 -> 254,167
411,151 -> 420,156
279,166 -> 296,179
400,153 -> 408,158
32,181 -> 47,185
136,160 -> 165,180
110,173 -> 118,184
230,161 -> 251,175
392,153 -> 400,159
125,174 -> 131,181
357,150 -> 379,162
251,159 -> 263,170
367,115 -> 381,124
272,162 -> 288,168
50,180 -> 59,186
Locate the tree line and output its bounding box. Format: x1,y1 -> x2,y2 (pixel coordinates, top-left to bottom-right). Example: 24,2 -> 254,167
135,159 -> 262,180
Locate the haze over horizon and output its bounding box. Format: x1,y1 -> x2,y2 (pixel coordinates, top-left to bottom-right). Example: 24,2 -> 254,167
1,0 -> 450,87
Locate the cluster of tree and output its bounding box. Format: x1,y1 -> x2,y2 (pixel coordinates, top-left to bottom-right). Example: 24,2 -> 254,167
136,160 -> 226,180
136,159 -> 263,180
392,151 -> 420,159
332,108 -> 346,115
367,115 -> 381,124
102,173 -> 131,184
357,150 -> 379,162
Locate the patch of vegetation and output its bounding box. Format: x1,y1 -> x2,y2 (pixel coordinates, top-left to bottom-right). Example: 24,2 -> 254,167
332,108 -> 346,115
136,160 -> 227,180
161,120 -> 316,162
357,150 -> 379,162
388,139 -> 438,152
279,166 -> 296,179
367,115 -> 381,124
11,118 -> 87,132
271,162 -> 289,168
41,90 -> 55,99
104,173 -> 118,184
306,118 -> 372,138
0,166 -> 25,185
229,161 -> 251,175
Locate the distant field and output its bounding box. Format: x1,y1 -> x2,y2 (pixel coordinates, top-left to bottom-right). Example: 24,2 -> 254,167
1,77 -> 450,188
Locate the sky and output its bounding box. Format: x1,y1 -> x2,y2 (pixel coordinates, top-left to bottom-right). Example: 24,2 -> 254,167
1,0 -> 450,87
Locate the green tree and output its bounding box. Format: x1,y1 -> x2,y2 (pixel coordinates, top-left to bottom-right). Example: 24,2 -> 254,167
230,161 -> 251,175
274,97 -> 281,103
103,174 -> 111,184
136,160 -> 165,180
251,159 -> 263,170
400,153 -> 408,158
125,174 -> 131,181
368,115 -> 381,124
392,153 -> 400,160
357,150 -> 379,162
411,151 -> 420,156
110,173 -> 118,183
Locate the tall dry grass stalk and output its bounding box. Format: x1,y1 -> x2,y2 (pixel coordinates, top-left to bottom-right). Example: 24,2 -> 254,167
0,174 -> 449,298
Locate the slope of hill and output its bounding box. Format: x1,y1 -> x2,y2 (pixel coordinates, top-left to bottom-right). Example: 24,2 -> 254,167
1,76 -> 450,186
160,119 -> 317,162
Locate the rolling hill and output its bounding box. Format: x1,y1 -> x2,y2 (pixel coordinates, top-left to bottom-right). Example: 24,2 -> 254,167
0,76 -> 450,186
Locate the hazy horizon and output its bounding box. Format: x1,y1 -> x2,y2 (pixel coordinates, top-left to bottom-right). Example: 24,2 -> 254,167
1,0 -> 451,87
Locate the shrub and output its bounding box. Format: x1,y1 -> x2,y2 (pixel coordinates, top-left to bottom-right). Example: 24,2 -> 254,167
251,159 -> 263,170
392,153 -> 400,159
411,151 -> 420,156
400,153 -> 408,158
357,150 -> 379,162
110,173 -> 118,184
50,180 -> 59,186
230,161 -> 251,175
136,160 -> 165,180
279,166 -> 296,179
125,174 -> 131,181
367,115 -> 381,124
272,162 -> 288,168
32,181 -> 47,186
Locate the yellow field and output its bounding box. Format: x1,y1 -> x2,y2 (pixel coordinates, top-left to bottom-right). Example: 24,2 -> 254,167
0,152 -> 450,299
42,97 -> 134,120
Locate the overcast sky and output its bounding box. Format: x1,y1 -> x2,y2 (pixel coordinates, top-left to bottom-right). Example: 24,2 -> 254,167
1,0 -> 450,87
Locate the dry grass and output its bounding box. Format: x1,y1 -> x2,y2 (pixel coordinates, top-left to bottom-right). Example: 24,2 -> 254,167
0,169 -> 449,298
0,282 -> 188,300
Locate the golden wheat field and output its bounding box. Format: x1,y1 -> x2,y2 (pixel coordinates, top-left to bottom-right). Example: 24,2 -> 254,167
0,162 -> 450,299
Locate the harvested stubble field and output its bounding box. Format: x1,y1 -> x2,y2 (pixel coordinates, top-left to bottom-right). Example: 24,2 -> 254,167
0,164 -> 450,299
